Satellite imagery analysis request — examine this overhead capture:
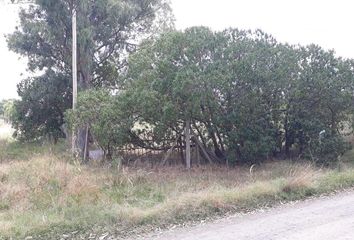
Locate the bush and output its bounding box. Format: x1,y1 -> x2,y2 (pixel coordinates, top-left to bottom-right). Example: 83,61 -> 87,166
65,90 -> 133,159
308,134 -> 351,166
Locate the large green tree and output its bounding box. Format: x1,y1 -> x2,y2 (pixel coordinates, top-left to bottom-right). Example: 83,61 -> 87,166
7,0 -> 174,145
120,27 -> 354,165
121,28 -> 291,163
68,26 -> 354,165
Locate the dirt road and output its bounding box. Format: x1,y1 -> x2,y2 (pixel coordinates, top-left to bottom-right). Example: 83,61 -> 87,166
146,191 -> 354,240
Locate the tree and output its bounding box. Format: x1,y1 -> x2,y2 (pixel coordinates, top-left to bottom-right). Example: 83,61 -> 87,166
123,27 -> 219,167
10,71 -> 71,142
121,27 -> 354,165
66,89 -> 133,160
67,27 -> 354,166
283,45 -> 354,164
7,0 -> 174,146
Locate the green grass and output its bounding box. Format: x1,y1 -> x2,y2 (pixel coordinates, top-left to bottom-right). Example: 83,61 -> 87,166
1,122 -> 354,239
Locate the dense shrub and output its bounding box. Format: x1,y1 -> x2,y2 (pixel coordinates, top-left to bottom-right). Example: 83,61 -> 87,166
66,90 -> 133,159
68,27 -> 354,164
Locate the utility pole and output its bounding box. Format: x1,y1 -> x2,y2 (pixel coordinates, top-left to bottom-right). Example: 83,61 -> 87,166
8,0 -> 78,154
71,4 -> 77,154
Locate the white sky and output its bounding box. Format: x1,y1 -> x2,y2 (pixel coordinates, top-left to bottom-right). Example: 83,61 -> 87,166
0,4 -> 26,100
1,0 -> 354,100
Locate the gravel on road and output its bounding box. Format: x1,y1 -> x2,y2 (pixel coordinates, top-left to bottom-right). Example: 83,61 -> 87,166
144,191 -> 354,240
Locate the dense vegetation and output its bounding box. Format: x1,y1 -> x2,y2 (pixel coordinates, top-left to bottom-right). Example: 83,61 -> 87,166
3,0 -> 354,238
6,0 -> 354,166
7,0 -> 173,144
68,27 -> 354,165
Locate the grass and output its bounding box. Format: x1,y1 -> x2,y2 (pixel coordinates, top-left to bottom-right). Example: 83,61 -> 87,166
0,120 -> 67,163
1,122 -> 354,239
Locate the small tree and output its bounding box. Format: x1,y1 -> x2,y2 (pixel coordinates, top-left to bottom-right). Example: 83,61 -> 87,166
10,71 -> 71,142
66,90 -> 133,160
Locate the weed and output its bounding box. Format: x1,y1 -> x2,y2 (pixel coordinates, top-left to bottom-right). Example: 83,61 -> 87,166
1,127 -> 354,238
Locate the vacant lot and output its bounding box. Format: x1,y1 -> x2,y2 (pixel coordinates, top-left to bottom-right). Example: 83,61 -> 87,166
1,123 -> 354,239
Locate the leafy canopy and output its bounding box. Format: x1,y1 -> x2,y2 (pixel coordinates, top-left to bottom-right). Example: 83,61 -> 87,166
7,0 -> 174,141
76,27 -> 354,164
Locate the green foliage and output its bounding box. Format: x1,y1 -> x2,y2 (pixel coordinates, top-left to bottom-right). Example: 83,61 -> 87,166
7,0 -> 174,142
62,27 -> 354,164
10,71 -> 71,142
8,0 -> 354,164
66,90 -> 133,158
308,134 -> 351,166
119,27 -> 354,164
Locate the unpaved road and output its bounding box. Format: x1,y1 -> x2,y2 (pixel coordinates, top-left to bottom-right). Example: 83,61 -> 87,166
145,191 -> 354,240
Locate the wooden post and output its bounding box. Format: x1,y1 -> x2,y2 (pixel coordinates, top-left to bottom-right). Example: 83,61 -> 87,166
185,119 -> 191,169
83,125 -> 89,163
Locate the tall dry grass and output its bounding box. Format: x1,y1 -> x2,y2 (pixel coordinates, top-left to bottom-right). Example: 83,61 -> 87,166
0,151 -> 328,239
1,122 -> 354,239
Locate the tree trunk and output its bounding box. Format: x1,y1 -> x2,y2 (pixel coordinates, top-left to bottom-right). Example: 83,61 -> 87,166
207,125 -> 224,159
185,119 -> 191,169
178,135 -> 185,165
192,135 -> 213,164
215,126 -> 225,152
284,107 -> 291,158
203,102 -> 225,158
83,125 -> 89,163
193,120 -> 208,148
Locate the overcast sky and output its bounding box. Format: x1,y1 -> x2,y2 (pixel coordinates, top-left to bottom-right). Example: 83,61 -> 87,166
1,0 -> 354,100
